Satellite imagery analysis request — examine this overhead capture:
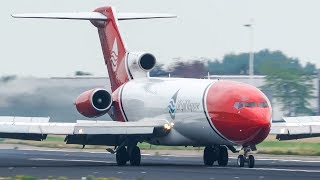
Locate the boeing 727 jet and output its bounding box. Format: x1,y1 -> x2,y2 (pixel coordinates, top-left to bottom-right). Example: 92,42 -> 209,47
0,6 -> 318,168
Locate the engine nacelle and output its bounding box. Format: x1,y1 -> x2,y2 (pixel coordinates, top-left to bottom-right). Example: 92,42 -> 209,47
127,52 -> 156,78
75,88 -> 112,118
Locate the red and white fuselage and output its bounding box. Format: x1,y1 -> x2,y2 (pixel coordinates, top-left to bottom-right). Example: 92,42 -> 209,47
112,77 -> 271,147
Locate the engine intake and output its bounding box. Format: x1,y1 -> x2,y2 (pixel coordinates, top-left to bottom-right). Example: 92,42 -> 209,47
127,52 -> 157,78
75,88 -> 112,118
139,53 -> 156,71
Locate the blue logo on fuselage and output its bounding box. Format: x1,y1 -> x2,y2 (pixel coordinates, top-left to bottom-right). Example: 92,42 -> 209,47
168,90 -> 180,120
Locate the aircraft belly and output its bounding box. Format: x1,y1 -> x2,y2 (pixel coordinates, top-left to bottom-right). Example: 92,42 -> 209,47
120,78 -> 231,145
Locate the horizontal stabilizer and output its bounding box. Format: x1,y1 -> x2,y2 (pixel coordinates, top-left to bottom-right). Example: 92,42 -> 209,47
12,12 -> 107,21
117,13 -> 177,20
12,12 -> 177,21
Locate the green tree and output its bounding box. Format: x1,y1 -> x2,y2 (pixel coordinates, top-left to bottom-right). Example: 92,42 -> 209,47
75,71 -> 92,76
261,60 -> 316,116
150,64 -> 168,77
168,59 -> 208,78
207,49 -> 317,76
0,75 -> 17,83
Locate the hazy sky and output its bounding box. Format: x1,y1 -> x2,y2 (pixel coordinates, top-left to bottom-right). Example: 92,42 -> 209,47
1,0 -> 320,77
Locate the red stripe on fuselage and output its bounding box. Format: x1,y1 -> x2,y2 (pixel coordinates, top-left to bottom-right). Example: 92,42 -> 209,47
110,85 -> 127,122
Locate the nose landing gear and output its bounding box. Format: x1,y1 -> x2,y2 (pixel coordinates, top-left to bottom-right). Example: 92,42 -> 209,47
237,146 -> 255,168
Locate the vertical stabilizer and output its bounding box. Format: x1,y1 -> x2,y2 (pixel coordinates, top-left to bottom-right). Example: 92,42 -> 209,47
93,7 -> 129,92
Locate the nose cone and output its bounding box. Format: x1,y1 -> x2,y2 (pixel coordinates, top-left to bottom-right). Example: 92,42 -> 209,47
205,80 -> 272,146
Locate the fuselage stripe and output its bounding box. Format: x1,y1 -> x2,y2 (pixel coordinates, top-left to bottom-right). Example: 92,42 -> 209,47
202,82 -> 229,142
119,84 -> 129,122
125,53 -> 134,80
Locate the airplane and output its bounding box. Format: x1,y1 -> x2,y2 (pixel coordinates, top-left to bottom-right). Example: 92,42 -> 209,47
0,6 -> 318,169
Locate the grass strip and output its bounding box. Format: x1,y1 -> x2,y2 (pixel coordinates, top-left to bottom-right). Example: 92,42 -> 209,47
1,135 -> 320,156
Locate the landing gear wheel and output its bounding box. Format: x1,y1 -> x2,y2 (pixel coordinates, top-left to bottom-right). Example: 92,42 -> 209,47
237,155 -> 245,167
238,146 -> 255,168
116,147 -> 128,166
129,146 -> 141,166
248,155 -> 255,168
203,146 -> 215,166
217,146 -> 228,166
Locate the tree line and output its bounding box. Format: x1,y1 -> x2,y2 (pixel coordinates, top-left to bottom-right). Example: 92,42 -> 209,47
150,49 -> 318,116
150,49 -> 316,78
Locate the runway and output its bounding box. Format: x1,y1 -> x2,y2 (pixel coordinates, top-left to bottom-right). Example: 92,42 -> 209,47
0,148 -> 319,179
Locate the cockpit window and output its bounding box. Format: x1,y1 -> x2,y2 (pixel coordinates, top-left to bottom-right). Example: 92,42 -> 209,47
234,102 -> 239,109
234,102 -> 244,109
235,101 -> 268,109
258,102 -> 269,108
245,102 -> 256,107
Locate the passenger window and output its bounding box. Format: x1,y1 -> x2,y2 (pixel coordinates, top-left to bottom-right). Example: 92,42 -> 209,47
258,102 -> 269,108
245,102 -> 256,107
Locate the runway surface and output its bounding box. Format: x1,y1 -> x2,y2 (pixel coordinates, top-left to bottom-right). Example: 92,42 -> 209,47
0,148 -> 319,180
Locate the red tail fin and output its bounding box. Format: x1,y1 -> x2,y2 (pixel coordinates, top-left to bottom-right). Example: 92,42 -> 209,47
94,7 -> 129,92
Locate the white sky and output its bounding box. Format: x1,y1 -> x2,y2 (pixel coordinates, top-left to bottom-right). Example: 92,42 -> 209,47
1,0 -> 320,77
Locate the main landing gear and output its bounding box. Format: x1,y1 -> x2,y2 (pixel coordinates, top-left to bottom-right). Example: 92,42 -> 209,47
203,145 -> 228,166
237,146 -> 255,168
115,145 -> 141,166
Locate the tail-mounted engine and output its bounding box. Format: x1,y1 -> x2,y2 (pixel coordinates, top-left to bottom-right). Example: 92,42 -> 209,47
75,88 -> 112,118
127,52 -> 156,78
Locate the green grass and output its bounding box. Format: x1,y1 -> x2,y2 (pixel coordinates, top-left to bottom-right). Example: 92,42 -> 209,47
46,136 -> 65,142
257,141 -> 320,156
137,143 -> 204,150
2,135 -> 320,156
2,135 -> 204,151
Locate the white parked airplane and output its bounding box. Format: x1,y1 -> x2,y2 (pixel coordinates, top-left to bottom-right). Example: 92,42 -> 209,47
1,6 -> 319,168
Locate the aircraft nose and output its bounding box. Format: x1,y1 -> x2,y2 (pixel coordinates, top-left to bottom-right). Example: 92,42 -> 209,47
236,109 -> 271,145
210,108 -> 271,145
205,80 -> 272,146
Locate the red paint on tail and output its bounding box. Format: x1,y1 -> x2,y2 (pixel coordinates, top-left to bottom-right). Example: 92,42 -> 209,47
94,7 -> 130,92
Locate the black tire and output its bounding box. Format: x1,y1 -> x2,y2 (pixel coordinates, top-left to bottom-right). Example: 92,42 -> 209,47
203,146 -> 215,166
129,146 -> 141,166
237,155 -> 245,167
116,147 -> 128,166
248,155 -> 255,168
217,146 -> 228,166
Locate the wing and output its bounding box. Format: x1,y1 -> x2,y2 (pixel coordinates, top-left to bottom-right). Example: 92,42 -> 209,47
0,116 -> 170,146
270,116 -> 320,140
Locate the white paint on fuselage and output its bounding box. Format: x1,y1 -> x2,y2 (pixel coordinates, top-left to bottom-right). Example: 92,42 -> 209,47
121,77 -> 232,146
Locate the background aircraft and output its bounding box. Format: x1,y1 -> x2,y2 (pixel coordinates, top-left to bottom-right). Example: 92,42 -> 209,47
0,6 -> 318,169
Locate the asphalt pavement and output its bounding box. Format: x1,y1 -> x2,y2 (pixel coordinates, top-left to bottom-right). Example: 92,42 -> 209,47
0,148 -> 319,180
